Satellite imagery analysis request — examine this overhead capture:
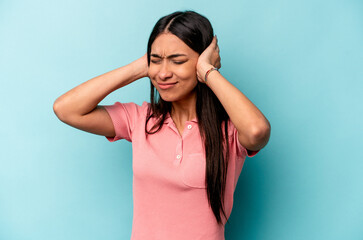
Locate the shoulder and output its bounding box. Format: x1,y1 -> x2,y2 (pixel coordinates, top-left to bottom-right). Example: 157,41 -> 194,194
111,101 -> 149,114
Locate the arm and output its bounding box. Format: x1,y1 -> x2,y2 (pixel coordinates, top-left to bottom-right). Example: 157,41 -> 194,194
53,54 -> 148,137
197,37 -> 270,151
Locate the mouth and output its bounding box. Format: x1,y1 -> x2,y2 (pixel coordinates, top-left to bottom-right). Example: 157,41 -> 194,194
157,82 -> 177,90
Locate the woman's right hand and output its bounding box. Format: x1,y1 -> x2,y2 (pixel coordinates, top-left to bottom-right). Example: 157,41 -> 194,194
130,53 -> 149,79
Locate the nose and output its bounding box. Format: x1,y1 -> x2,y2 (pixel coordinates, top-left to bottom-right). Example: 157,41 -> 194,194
158,61 -> 173,80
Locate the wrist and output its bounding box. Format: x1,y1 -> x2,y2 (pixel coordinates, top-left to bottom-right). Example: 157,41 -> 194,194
130,59 -> 148,80
204,67 -> 219,83
197,63 -> 214,77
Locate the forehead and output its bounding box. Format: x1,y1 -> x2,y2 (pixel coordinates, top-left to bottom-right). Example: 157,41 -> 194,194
151,33 -> 197,56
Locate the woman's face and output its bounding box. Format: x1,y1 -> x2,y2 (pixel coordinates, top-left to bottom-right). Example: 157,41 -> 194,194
148,33 -> 199,103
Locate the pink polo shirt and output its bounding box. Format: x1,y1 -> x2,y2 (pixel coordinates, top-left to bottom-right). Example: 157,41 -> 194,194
104,101 -> 258,240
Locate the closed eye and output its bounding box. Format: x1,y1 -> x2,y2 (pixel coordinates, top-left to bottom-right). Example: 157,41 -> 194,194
151,59 -> 187,65
151,59 -> 161,64
173,60 -> 187,65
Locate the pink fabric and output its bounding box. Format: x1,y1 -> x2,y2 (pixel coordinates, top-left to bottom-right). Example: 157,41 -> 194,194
104,101 -> 258,240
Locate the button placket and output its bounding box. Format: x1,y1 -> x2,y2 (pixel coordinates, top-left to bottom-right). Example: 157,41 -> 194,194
174,138 -> 183,166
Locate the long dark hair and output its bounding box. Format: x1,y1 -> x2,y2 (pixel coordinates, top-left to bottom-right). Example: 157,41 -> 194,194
145,10 -> 230,225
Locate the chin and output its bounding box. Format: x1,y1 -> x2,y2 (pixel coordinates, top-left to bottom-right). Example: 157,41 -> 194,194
158,93 -> 178,102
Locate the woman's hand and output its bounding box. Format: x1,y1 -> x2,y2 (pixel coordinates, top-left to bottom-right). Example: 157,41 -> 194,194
130,53 -> 149,79
196,36 -> 221,82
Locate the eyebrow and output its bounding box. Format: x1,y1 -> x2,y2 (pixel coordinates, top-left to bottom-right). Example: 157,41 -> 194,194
150,53 -> 188,59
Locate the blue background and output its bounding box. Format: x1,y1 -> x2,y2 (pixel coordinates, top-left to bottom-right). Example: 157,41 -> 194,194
0,0 -> 362,239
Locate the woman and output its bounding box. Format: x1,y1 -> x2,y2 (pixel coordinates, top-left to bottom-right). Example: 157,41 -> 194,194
53,10 -> 270,240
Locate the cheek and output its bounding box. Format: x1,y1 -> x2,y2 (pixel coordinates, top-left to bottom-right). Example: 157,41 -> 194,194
147,68 -> 158,88
148,67 -> 161,84
147,67 -> 156,78
176,63 -> 197,79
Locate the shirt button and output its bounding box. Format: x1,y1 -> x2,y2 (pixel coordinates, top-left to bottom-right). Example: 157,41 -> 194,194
187,124 -> 192,129
176,155 -> 181,159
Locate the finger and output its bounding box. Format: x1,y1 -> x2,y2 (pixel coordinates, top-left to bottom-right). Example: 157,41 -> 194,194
210,35 -> 217,49
217,62 -> 221,69
216,56 -> 221,69
215,62 -> 221,69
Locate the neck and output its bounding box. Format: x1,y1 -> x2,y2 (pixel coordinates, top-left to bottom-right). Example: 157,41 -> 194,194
171,92 -> 197,126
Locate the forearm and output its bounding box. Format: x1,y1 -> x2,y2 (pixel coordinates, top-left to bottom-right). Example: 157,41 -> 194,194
54,60 -> 145,119
205,69 -> 270,150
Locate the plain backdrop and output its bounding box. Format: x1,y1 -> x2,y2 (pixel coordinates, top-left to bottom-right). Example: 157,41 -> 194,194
0,0 -> 362,239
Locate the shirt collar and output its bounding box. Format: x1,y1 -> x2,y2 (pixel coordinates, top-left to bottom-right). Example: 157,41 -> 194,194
163,113 -> 198,124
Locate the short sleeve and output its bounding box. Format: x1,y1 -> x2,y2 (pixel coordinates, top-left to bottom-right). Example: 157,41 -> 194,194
103,101 -> 148,142
228,120 -> 259,158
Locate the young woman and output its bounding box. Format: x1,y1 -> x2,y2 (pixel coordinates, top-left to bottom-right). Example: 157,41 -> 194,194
53,10 -> 270,240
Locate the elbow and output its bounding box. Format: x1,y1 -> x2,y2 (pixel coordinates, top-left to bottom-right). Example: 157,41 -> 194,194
53,98 -> 68,122
246,120 -> 271,150
53,99 -> 62,120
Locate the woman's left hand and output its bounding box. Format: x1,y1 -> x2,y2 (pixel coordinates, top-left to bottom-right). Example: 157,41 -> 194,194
196,36 -> 221,82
